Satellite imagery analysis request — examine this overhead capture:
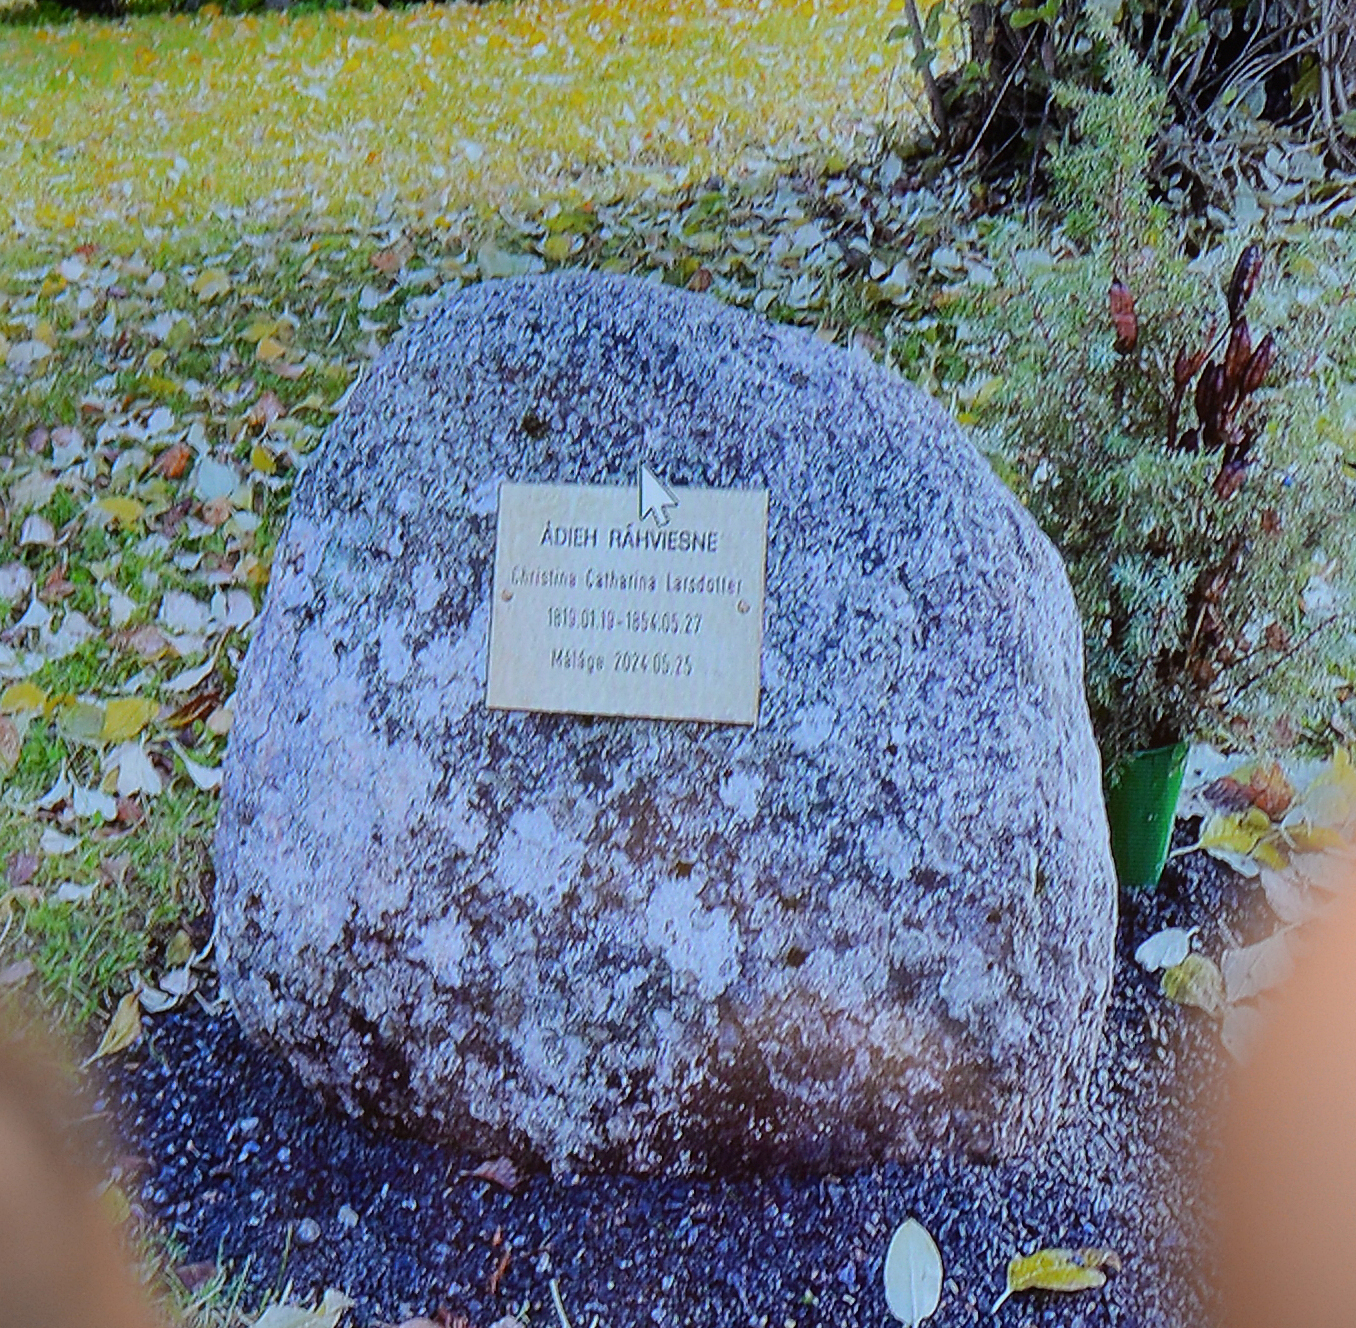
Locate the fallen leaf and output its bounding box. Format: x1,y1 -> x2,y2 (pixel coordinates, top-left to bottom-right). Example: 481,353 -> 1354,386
883,1218 -> 943,1327
1238,759 -> 1295,818
165,928 -> 195,968
174,745 -> 222,791
39,828 -> 79,856
0,959 -> 34,987
1134,927 -> 1192,972
101,697 -> 159,743
19,514 -> 55,547
6,853 -> 38,888
0,682 -> 46,713
1161,952 -> 1227,1019
193,268 -> 231,302
113,742 -> 164,799
249,387 -> 286,428
89,991 -> 142,1061
154,441 -> 193,479
175,1262 -> 219,1294
251,1289 -> 355,1328
466,1156 -> 522,1193
97,496 -> 146,527
119,625 -> 172,660
992,1247 -> 1121,1312
57,701 -> 105,746
251,443 -> 278,475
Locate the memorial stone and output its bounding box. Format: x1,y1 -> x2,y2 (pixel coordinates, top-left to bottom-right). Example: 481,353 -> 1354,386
214,271 -> 1117,1174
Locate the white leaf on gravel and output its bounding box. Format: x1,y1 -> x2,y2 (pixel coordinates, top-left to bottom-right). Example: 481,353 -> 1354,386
884,1218 -> 943,1326
174,744 -> 222,792
72,784 -> 119,822
18,514 -> 55,547
0,564 -> 34,605
159,591 -> 213,634
40,828 -> 80,856
193,458 -> 239,502
136,980 -> 181,1015
1222,1002 -> 1266,1064
1134,928 -> 1193,972
251,1288 -> 355,1328
164,658 -> 216,693
159,965 -> 196,997
1223,931 -> 1296,1003
55,881 -> 97,904
114,742 -> 163,798
1258,865 -> 1324,924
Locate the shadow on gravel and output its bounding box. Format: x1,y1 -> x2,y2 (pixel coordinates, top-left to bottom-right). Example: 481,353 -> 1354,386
102,839 -> 1253,1328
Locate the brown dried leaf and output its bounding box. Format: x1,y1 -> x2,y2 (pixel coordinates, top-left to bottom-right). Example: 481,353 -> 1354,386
247,390 -> 285,431
467,1156 -> 521,1193
1108,279 -> 1138,353
6,852 -> 38,888
154,440 -> 194,480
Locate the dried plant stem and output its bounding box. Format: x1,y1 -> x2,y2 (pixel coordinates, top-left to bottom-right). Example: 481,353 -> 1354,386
905,0 -> 951,149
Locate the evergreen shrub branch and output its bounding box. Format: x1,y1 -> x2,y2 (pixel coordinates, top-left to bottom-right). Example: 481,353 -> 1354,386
960,27 -> 1356,768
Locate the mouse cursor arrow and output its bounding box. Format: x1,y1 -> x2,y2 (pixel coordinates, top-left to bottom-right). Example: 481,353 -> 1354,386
639,464 -> 678,528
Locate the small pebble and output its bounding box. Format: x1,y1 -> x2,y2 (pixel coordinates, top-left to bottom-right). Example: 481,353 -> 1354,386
296,1217 -> 321,1245
338,1203 -> 359,1230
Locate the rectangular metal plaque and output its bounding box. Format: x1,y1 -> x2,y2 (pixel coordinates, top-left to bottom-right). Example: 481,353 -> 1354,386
486,479 -> 769,725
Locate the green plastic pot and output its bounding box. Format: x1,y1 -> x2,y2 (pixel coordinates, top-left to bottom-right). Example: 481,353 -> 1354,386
1105,740 -> 1189,890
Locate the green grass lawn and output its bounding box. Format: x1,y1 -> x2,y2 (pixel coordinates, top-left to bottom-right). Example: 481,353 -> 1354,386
1,0 -> 930,238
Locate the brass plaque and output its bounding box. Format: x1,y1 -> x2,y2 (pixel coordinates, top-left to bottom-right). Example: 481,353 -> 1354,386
486,473 -> 769,725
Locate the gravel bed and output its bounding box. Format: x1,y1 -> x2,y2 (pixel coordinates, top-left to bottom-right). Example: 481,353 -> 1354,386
101,840 -> 1252,1328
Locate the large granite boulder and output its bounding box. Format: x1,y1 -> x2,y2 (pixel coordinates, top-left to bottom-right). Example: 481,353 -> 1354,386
215,272 -> 1116,1175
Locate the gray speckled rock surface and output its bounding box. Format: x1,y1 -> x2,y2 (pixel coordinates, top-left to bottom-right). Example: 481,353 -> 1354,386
214,271 -> 1116,1176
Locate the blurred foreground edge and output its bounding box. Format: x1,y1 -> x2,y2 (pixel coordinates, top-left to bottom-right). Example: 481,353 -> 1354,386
0,1010 -> 162,1328
1219,856 -> 1356,1328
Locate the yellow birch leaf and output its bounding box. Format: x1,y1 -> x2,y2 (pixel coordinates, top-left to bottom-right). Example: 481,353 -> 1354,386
1284,822 -> 1350,854
1161,952 -> 1226,1019
101,697 -> 159,744
0,682 -> 47,714
542,234 -> 574,262
256,336 -> 285,363
97,496 -> 146,527
992,1248 -> 1121,1312
242,318 -> 280,344
90,991 -> 142,1061
251,444 -> 277,475
1200,807 -> 1272,855
193,268 -> 231,301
